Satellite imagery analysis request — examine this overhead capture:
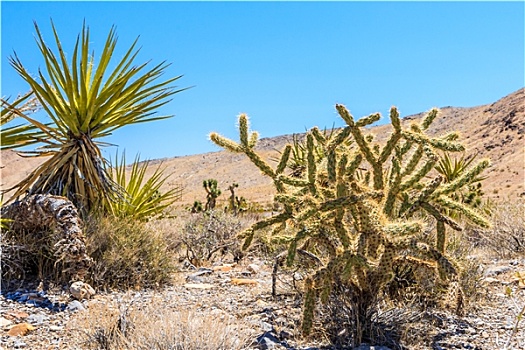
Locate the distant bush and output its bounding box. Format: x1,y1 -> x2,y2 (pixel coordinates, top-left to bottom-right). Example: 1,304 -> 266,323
475,198 -> 525,257
178,210 -> 245,266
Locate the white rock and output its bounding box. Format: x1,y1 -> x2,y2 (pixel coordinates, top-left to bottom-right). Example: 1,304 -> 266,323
70,281 -> 95,300
247,264 -> 260,274
0,316 -> 13,328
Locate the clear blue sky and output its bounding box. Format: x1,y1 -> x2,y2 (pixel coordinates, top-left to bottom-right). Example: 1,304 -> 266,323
2,1 -> 524,161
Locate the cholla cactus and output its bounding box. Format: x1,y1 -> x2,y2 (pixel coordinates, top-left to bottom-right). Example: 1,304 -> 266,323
210,107 -> 490,342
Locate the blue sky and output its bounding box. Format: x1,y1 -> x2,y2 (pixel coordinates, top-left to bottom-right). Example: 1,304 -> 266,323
1,1 -> 524,161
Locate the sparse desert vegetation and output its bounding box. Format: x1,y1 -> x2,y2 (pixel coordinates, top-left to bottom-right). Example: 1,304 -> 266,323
1,21 -> 524,350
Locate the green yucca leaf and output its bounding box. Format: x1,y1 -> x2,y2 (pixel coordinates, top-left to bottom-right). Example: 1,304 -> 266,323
1,92 -> 47,150
106,151 -> 181,220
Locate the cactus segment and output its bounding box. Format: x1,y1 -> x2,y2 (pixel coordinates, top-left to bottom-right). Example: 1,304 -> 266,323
421,108 -> 439,130
356,113 -> 381,127
209,132 -> 243,153
276,145 -> 292,175
433,159 -> 491,198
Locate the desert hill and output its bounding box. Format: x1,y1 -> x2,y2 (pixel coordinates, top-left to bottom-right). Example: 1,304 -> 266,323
1,88 -> 523,207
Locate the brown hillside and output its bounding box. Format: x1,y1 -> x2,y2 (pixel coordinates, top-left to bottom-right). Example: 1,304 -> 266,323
1,89 -> 523,207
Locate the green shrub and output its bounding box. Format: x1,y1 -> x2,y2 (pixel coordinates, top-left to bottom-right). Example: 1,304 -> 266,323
210,106 -> 490,345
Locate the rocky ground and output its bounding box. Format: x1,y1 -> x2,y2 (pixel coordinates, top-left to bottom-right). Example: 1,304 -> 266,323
1,256 -> 524,350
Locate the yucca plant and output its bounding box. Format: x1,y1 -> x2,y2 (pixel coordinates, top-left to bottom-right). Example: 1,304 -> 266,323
435,152 -> 487,210
0,91 -> 44,150
105,152 -> 182,221
3,21 -> 186,213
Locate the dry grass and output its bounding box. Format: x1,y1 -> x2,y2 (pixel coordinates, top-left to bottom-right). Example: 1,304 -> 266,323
472,198 -> 525,258
69,295 -> 254,350
0,227 -> 71,285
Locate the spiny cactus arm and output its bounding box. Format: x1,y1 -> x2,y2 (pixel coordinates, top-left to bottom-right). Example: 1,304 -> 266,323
398,139 -> 415,157
302,277 -> 317,335
433,195 -> 491,228
326,126 -> 351,152
335,104 -> 355,126
296,207 -> 320,222
209,132 -> 243,153
345,152 -> 363,177
286,228 -> 310,266
249,131 -> 259,149
354,200 -> 385,259
239,211 -> 292,249
277,174 -> 310,187
400,141 -> 423,174
245,148 -> 276,178
442,132 -> 460,141
436,221 -> 446,254
383,157 -> 402,217
371,241 -> 396,287
274,193 -> 301,206
276,144 -> 292,175
432,159 -> 491,198
336,153 -> 349,195
327,150 -> 337,183
402,130 -> 465,152
239,113 -> 250,146
310,126 -> 326,145
355,112 -> 381,127
336,105 -> 378,166
420,108 -> 439,130
384,221 -> 424,237
400,175 -> 443,218
419,202 -> 463,231
334,212 -> 351,248
399,153 -> 438,192
378,107 -> 402,164
306,134 -> 318,195
318,191 -> 383,212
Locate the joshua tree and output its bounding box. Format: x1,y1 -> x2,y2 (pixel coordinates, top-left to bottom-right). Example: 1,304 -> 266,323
227,183 -> 247,215
210,106 -> 490,345
203,179 -> 221,211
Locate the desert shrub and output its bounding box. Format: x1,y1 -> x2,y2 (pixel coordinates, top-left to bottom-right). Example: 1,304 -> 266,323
84,215 -> 175,289
474,198 -> 525,257
178,210 -> 245,266
210,106 -> 490,346
70,297 -> 252,350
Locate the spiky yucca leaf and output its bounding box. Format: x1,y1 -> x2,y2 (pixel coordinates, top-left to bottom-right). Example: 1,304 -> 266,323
4,21 -> 186,212
1,92 -> 46,150
105,152 -> 181,221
